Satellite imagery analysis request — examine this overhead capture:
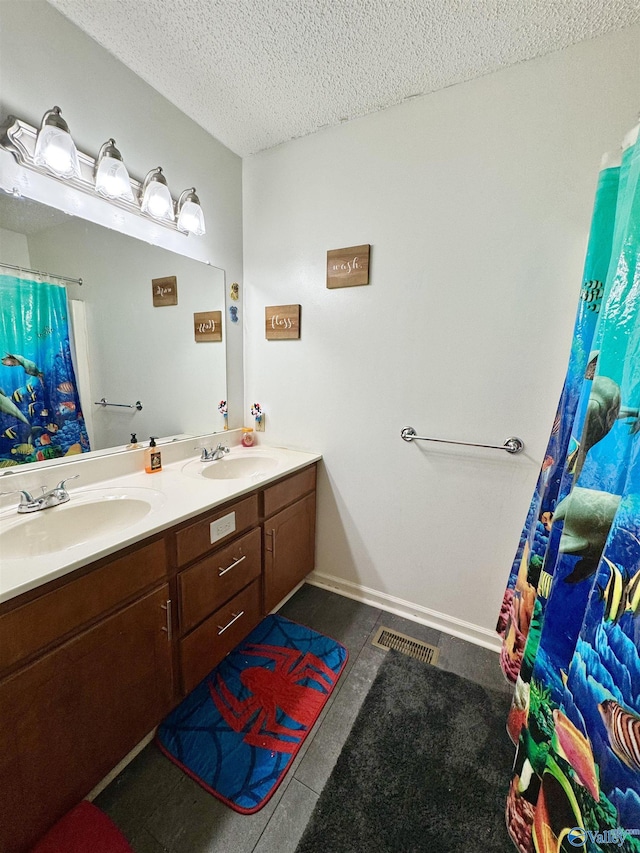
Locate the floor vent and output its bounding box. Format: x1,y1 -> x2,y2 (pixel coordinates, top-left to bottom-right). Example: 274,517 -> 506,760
372,626 -> 439,665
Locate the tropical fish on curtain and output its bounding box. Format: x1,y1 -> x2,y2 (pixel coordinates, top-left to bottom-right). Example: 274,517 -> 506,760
498,127 -> 640,853
0,274 -> 90,466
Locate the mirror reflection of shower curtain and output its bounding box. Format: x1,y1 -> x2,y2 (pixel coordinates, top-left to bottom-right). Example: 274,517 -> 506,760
68,299 -> 95,450
0,273 -> 90,466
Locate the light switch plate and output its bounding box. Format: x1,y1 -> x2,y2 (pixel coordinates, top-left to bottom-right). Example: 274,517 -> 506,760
210,511 -> 236,544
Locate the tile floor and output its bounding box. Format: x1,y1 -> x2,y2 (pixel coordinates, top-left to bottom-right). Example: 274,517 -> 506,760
95,584 -> 513,853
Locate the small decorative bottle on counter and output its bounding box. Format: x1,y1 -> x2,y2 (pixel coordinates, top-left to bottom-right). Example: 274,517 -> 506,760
144,436 -> 162,473
241,428 -> 255,447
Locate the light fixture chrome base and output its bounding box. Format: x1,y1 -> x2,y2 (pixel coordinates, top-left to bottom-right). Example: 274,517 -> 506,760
0,116 -> 182,233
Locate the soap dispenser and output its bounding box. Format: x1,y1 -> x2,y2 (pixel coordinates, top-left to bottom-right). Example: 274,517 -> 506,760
144,436 -> 162,473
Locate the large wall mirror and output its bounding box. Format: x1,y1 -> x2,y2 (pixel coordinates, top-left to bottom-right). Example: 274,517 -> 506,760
0,194 -> 227,470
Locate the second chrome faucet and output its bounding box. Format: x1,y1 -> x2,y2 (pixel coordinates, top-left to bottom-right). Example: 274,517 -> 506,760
196,443 -> 230,462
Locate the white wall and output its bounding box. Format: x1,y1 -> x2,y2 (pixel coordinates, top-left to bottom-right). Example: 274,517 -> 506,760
0,1 -> 244,426
243,26 -> 640,644
0,227 -> 30,267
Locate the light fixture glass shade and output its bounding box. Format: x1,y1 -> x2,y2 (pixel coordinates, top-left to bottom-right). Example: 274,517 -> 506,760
140,167 -> 175,221
177,188 -> 206,236
33,107 -> 80,179
95,139 -> 133,200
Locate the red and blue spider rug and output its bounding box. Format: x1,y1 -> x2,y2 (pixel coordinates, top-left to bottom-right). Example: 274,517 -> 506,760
156,614 -> 348,813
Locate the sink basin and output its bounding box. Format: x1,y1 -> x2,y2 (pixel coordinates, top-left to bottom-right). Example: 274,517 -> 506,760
181,451 -> 281,481
200,454 -> 280,480
0,487 -> 165,558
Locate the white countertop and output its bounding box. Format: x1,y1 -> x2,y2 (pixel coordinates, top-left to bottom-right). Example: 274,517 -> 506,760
0,444 -> 321,605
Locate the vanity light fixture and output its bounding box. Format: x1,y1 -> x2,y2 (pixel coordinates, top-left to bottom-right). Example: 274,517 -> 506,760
33,106 -> 81,179
140,167 -> 175,222
1,108 -> 206,237
94,138 -> 133,201
176,187 -> 206,236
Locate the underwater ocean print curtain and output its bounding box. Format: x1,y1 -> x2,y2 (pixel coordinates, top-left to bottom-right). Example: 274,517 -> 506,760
0,274 -> 90,466
498,129 -> 640,852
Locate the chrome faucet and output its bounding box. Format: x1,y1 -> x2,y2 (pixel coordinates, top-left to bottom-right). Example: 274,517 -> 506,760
1,474 -> 80,514
195,443 -> 230,462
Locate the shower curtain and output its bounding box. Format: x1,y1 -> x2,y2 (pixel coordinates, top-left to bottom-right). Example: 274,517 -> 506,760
0,274 -> 90,466
499,129 -> 640,852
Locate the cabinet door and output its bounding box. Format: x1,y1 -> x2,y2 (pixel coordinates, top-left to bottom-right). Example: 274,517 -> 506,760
263,492 -> 316,613
0,585 -> 173,853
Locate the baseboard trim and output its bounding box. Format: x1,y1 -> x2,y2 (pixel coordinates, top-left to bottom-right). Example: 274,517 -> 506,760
307,571 -> 502,653
87,729 -> 156,801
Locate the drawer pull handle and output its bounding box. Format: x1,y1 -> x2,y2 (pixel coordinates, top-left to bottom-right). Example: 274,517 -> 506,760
217,610 -> 245,635
161,599 -> 172,641
218,554 -> 246,576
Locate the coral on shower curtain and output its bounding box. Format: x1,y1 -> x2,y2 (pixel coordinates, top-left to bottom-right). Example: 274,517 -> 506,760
0,274 -> 90,466
499,130 -> 640,852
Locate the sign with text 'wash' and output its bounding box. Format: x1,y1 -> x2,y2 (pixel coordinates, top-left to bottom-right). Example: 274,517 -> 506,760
326,244 -> 370,288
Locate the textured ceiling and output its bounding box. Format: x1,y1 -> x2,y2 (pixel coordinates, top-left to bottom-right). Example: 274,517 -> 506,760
48,0 -> 640,156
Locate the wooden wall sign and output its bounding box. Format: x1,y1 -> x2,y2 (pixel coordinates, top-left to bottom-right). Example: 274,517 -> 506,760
152,276 -> 178,306
326,244 -> 370,289
265,304 -> 301,340
194,310 -> 222,342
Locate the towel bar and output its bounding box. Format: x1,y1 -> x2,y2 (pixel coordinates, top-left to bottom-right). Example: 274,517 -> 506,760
400,426 -> 524,454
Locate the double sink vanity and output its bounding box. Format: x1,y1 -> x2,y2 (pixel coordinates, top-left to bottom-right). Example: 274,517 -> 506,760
0,437 -> 320,853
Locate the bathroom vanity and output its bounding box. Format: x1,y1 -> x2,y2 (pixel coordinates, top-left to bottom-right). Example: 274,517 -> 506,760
0,446 -> 318,853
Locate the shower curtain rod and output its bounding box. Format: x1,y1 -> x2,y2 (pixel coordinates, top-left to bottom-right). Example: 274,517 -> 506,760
1,262 -> 83,286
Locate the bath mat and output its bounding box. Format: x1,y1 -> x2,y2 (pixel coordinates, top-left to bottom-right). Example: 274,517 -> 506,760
156,614 -> 348,813
29,801 -> 133,853
295,651 -> 513,853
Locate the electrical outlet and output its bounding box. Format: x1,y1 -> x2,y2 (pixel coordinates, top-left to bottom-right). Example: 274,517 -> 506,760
256,414 -> 265,432
210,511 -> 236,544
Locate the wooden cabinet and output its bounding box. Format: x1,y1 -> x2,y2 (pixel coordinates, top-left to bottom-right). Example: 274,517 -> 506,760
0,548 -> 173,853
178,527 -> 262,634
0,538 -> 167,676
179,579 -> 262,694
174,494 -> 259,567
176,524 -> 263,695
0,460 -> 318,853
175,463 -> 318,693
263,469 -> 317,613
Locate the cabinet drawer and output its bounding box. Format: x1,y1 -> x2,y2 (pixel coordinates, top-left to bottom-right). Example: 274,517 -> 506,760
179,579 -> 262,695
0,538 -> 167,674
175,495 -> 259,567
179,527 -> 261,634
263,465 -> 316,518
